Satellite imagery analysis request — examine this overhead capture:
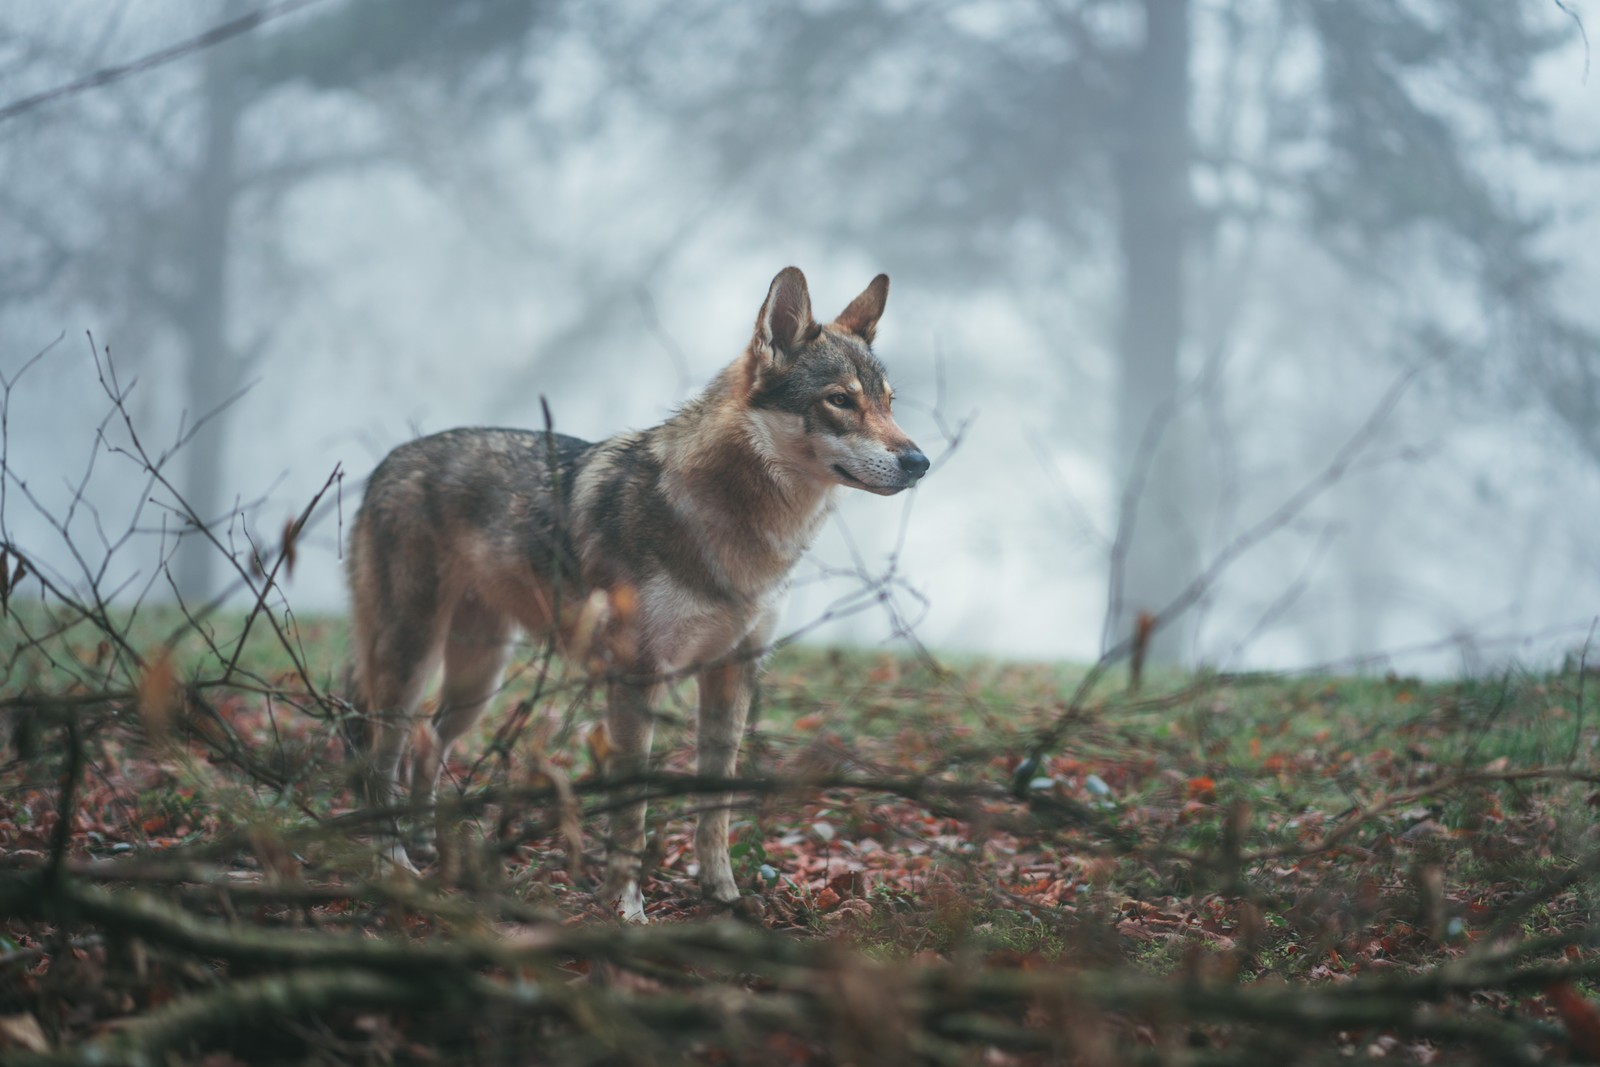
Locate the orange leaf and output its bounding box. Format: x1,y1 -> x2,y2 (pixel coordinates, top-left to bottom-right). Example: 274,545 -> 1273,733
828,870 -> 867,898
280,515 -> 301,580
1186,776 -> 1217,802
586,722 -> 612,767
0,1013 -> 49,1053
609,583 -> 638,622
0,548 -> 11,614
1082,855 -> 1117,886
1549,981 -> 1600,1059
138,652 -> 178,739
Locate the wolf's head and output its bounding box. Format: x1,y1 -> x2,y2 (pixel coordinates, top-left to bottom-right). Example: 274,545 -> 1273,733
741,267 -> 929,496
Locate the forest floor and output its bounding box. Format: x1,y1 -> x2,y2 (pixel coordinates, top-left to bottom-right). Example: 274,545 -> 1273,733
4,607 -> 1600,1065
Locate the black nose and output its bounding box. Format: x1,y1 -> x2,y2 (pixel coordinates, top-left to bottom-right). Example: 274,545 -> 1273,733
898,448 -> 930,478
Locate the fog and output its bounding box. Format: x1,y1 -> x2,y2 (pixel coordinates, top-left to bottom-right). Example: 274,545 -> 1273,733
3,0 -> 1598,676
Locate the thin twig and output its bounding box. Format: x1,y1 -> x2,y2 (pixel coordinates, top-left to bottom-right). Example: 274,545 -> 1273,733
0,0 -> 332,124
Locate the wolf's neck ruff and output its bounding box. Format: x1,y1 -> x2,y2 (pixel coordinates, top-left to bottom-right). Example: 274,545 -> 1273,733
346,267 -> 927,920
650,371 -> 837,604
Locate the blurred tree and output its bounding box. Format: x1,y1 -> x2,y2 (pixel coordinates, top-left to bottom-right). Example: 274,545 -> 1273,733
4,0 -> 1590,655
0,0 -> 547,601
596,0 -> 1594,663
1110,0 -> 1193,664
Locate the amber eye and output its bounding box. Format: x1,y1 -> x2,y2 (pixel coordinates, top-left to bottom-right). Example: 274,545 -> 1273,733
825,393 -> 854,410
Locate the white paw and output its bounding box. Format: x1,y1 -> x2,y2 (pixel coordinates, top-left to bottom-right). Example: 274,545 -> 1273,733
618,881 -> 648,924
383,841 -> 420,875
704,887 -> 740,907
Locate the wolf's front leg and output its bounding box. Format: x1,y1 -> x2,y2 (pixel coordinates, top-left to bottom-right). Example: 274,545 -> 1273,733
601,679 -> 656,922
694,657 -> 757,906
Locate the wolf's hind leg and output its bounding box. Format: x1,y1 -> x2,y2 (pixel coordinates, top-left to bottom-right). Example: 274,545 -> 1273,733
601,678 -> 657,922
415,598 -> 513,812
694,657 -> 757,905
361,623 -> 441,872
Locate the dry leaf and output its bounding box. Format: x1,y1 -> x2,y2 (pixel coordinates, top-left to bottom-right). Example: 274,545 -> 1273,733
586,722 -> 612,768
279,515 -> 301,579
0,1013 -> 49,1053
1549,981 -> 1600,1060
137,651 -> 178,740
569,589 -> 611,668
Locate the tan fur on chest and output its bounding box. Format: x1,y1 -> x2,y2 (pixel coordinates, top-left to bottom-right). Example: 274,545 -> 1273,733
657,406 -> 834,600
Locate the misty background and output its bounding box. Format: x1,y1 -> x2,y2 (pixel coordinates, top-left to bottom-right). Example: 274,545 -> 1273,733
2,0 -> 1598,676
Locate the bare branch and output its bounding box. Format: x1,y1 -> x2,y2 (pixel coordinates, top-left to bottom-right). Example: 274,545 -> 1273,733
0,0 -> 332,125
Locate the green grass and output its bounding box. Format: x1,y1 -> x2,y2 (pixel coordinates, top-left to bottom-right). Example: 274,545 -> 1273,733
3,597 -> 351,695
8,598 -> 1600,1061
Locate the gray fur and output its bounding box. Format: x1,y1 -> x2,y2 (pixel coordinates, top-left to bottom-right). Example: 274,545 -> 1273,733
347,267 -> 927,919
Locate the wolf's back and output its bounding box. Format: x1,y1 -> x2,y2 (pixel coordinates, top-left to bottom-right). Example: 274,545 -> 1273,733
345,428 -> 593,706
351,427 -> 592,574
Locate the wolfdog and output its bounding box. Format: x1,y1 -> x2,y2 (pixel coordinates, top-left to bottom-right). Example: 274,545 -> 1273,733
347,267 -> 928,919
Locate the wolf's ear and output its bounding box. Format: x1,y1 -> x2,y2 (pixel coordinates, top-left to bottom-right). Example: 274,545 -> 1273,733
833,274 -> 889,345
754,266 -> 818,364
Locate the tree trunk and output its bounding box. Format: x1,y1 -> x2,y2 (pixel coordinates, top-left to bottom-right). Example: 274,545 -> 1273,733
172,7 -> 244,604
1108,0 -> 1197,666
